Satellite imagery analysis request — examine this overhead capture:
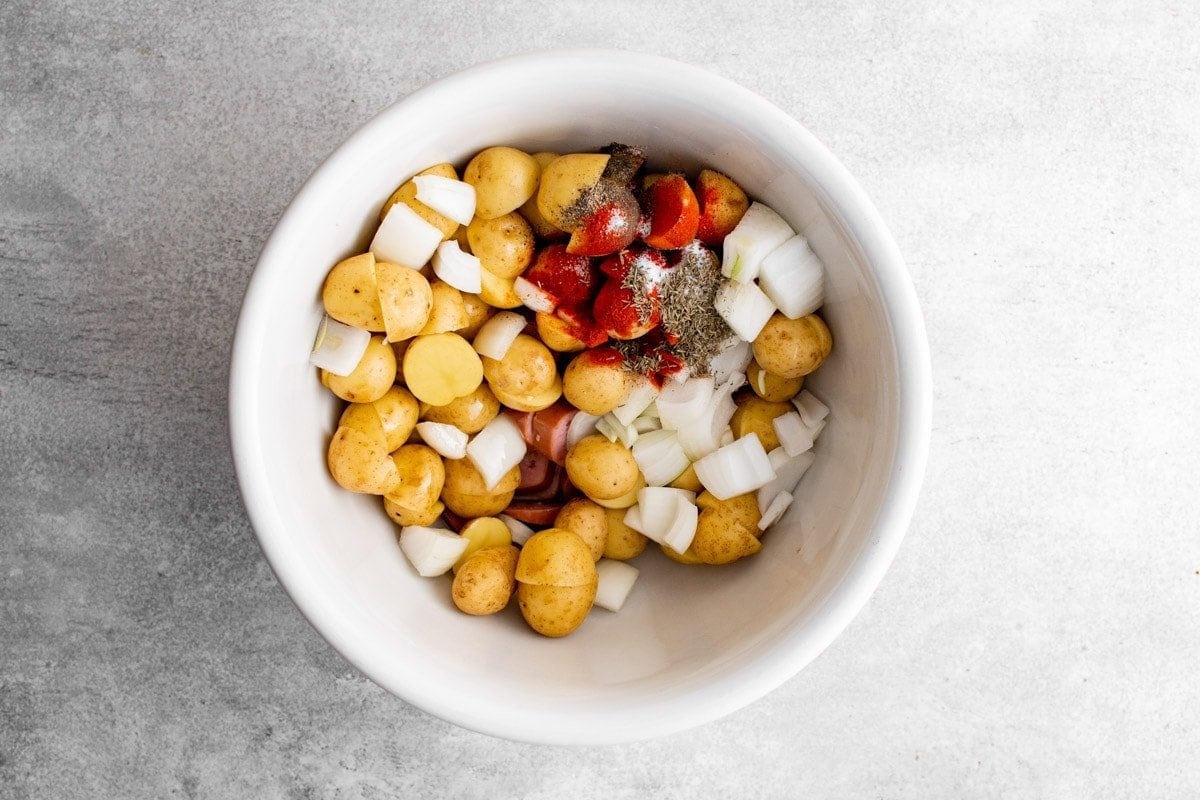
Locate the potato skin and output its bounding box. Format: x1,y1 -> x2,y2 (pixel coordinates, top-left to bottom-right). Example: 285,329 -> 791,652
464,147 -> 540,220
562,350 -> 633,416
603,507 -> 648,560
452,545 -> 519,616
729,396 -> 792,453
380,162 -> 460,237
535,312 -> 587,352
536,153 -> 609,230
321,335 -> 396,403
516,581 -> 596,638
747,359 -> 804,402
420,383 -> 499,434
327,425 -> 401,495
456,293 -> 494,340
339,386 -> 419,451
322,252 -> 384,331
467,212 -> 535,279
418,281 -> 469,335
515,528 -> 596,587
518,151 -> 565,239
554,498 -> 607,561
383,497 -> 444,527
441,486 -> 515,518
482,334 -> 559,400
375,261 -> 433,341
691,492 -> 763,564
565,435 -> 641,501
752,313 -> 833,379
443,456 -> 520,496
384,444 -> 445,512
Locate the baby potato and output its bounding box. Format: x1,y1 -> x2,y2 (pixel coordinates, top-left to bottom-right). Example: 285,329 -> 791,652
467,212 -> 535,279
327,425 -> 401,495
589,476 -> 645,510
418,281 -> 469,335
603,506 -> 648,560
668,463 -> 703,493
384,444 -> 445,512
402,333 -> 483,406
489,377 -> 563,413
322,252 -> 385,331
565,435 -> 641,501
452,545 -> 519,616
463,146 -> 540,220
419,383 -> 499,434
441,486 -> 515,518
536,312 -> 586,352
452,516 -> 512,572
456,293 -> 494,340
443,456 -> 521,497
562,349 -> 634,416
747,358 -> 804,403
338,386 -> 418,452
517,581 -> 596,638
515,528 -> 597,587
383,496 -> 444,527
518,152 -> 565,238
482,334 -> 559,400
554,498 -> 607,561
730,396 -> 792,452
536,153 -> 610,231
375,261 -> 433,342
321,334 -> 396,403
380,162 -> 459,238
691,492 -> 763,564
477,266 -> 524,309
753,313 -> 833,379
660,542 -> 705,565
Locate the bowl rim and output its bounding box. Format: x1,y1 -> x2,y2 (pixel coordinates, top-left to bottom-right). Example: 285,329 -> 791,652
228,48 -> 931,744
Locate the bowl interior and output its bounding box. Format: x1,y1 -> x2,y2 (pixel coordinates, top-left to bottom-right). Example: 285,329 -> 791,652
231,52 -> 923,744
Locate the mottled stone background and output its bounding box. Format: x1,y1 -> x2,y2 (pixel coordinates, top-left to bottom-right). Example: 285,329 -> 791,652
2,1 -> 1198,797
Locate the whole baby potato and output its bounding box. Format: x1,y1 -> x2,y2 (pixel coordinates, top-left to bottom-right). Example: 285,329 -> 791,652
603,507 -> 648,560
729,396 -> 793,453
516,581 -> 596,638
589,477 -> 644,510
747,358 -> 804,403
565,435 -> 641,501
515,528 -> 597,587
383,496 -> 444,527
456,293 -> 494,340
441,486 -> 514,518
554,498 -> 607,561
452,545 -> 519,616
380,162 -> 460,238
384,444 -> 445,512
443,456 -> 521,497
752,313 -> 833,379
463,146 -> 540,220
322,252 -> 384,331
562,349 -> 634,416
482,334 -> 559,400
420,383 -> 499,434
536,153 -> 610,231
466,212 -> 535,279
321,334 -> 396,403
518,152 -> 565,239
488,377 -> 563,413
326,425 -> 401,495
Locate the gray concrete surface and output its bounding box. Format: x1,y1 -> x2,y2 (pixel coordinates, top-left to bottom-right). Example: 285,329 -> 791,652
3,1 -> 1198,797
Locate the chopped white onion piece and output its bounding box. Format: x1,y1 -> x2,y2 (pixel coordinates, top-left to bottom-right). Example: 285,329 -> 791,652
707,338 -> 753,387
309,314 -> 370,376
758,449 -> 815,513
714,278 -> 777,343
499,514 -> 536,546
513,276 -> 555,313
413,174 -> 476,226
693,433 -> 776,500
793,390 -> 830,427
466,414 -> 527,491
471,310 -> 526,360
773,412 -> 815,457
415,421 -> 468,459
655,376 -> 714,431
594,559 -> 640,612
431,240 -> 482,294
611,379 -> 659,426
675,382 -> 737,460
662,497 -> 699,554
631,416 -> 660,434
622,505 -> 646,537
595,414 -> 638,447
370,202 -> 443,269
631,429 -> 690,487
758,234 -> 825,319
633,487 -> 696,544
566,411 -> 600,449
757,491 -> 793,531
399,526 -> 469,577
721,202 -> 795,283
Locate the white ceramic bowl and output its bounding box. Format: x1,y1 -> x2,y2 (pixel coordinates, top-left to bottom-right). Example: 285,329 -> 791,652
230,50 -> 930,744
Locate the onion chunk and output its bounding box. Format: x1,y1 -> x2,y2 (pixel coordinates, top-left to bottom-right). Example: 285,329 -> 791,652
693,433 -> 776,500
309,314 -> 370,376
466,414 -> 527,491
370,202 -> 443,269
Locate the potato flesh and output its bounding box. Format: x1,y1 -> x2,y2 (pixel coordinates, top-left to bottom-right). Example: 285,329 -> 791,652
402,333 -> 483,406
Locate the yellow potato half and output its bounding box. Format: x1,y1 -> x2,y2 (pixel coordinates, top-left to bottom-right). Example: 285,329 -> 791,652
402,333 -> 483,406
322,252 -> 384,331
